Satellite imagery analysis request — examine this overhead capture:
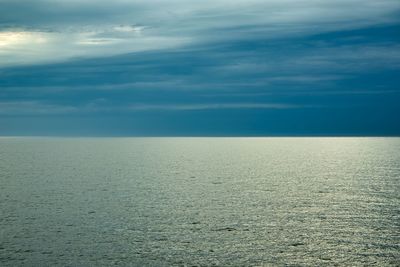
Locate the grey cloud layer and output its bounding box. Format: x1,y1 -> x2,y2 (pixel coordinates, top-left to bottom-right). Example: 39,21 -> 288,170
2,0 -> 399,28
0,101 -> 304,116
1,1 -> 400,135
1,0 -> 399,66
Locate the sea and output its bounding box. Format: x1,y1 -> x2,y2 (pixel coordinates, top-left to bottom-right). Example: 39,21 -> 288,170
0,137 -> 399,266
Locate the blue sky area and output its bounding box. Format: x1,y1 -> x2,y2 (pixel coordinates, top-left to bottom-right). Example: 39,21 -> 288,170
0,0 -> 399,136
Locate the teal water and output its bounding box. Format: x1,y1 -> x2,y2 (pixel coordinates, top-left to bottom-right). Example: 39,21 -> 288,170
0,137 -> 399,266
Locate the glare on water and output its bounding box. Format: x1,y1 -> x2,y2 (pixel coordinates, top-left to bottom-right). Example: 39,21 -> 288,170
0,137 -> 399,266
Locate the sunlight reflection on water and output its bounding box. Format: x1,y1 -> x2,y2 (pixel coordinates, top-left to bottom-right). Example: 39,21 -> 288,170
1,137 -> 399,266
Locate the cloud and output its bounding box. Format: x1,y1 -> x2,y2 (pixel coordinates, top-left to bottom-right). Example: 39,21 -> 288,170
127,103 -> 303,111
0,0 -> 399,137
0,101 -> 78,115
0,29 -> 190,66
0,100 -> 306,116
0,0 -> 399,66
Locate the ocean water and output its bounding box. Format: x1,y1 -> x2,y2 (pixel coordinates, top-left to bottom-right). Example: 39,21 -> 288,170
0,137 -> 399,266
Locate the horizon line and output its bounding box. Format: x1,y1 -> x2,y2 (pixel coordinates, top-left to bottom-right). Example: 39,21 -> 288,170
1,135 -> 400,138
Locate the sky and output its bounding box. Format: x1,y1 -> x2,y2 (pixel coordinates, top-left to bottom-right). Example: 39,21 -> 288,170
0,0 -> 400,136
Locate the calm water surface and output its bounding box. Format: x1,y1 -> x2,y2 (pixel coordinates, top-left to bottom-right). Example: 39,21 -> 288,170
0,137 -> 399,266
